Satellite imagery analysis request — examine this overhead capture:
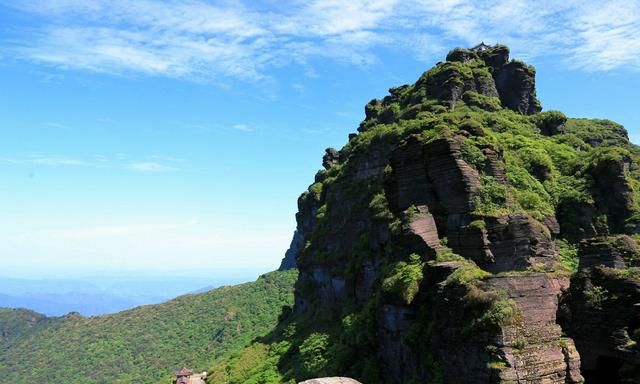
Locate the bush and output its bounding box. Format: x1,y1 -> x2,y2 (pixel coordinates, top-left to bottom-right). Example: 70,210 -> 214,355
584,286 -> 608,310
298,333 -> 330,377
382,254 -> 424,304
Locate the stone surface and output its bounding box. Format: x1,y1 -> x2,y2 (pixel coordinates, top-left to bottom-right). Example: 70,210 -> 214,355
322,148 -> 340,170
279,230 -> 303,270
561,241 -> 640,383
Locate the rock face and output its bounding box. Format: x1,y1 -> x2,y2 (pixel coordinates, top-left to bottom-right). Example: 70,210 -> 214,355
279,230 -> 303,270
276,44 -> 640,384
561,237 -> 640,383
424,44 -> 541,115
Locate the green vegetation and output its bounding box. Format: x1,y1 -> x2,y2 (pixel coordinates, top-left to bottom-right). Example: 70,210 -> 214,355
0,270 -> 297,384
381,254 -> 424,304
208,46 -> 640,383
6,45 -> 640,383
584,285 -> 609,310
557,239 -> 579,272
0,308 -> 45,346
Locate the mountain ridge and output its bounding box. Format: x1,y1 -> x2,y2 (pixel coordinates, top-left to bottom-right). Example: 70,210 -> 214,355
0,270 -> 297,383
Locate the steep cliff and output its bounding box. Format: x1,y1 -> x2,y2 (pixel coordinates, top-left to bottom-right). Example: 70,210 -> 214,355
214,45 -> 640,384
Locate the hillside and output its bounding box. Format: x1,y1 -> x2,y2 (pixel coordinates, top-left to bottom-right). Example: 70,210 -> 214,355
211,45 -> 640,383
0,270 -> 297,383
0,308 -> 45,345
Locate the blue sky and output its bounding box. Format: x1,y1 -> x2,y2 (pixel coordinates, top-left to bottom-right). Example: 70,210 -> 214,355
1,0 -> 639,279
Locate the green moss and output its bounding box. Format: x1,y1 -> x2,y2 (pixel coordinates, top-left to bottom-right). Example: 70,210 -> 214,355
565,118 -> 631,148
461,138 -> 487,169
473,175 -> 510,216
382,254 -> 424,304
469,219 -> 486,230
369,192 -> 394,220
557,239 -> 579,273
462,91 -> 502,112
462,288 -> 522,334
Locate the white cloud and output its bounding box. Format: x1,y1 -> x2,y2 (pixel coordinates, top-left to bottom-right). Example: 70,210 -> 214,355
46,122 -> 72,130
0,154 -> 97,167
0,153 -> 187,171
127,161 -> 179,172
232,123 -> 253,132
2,0 -> 640,81
28,156 -> 93,166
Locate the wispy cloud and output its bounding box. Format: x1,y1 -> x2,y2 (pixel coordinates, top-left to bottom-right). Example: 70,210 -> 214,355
46,121 -> 72,130
28,155 -> 94,167
127,161 -> 179,172
2,0 -> 639,81
0,154 -> 97,167
232,123 -> 253,132
0,152 -> 185,172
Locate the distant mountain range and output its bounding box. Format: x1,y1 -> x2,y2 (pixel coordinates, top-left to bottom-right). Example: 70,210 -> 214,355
0,272 -> 263,316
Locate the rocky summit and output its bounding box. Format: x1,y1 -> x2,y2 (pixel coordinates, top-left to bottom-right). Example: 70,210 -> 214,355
270,44 -> 640,384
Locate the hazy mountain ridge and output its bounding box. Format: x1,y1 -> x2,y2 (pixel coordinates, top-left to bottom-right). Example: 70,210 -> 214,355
0,274 -> 260,316
0,270 -> 297,383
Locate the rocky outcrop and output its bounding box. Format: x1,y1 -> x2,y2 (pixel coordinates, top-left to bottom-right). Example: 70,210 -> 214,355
482,274 -> 583,384
280,44 -> 640,384
557,235 -> 640,383
322,148 -> 340,170
563,263 -> 640,383
589,154 -> 635,233
442,44 -> 541,114
279,230 -> 303,270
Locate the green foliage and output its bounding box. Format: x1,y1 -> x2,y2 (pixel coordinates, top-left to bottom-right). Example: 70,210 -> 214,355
308,182 -> 324,202
0,308 -> 45,346
565,118 -> 631,148
506,165 -> 554,218
473,175 -> 510,216
557,239 -> 579,272
369,192 -> 394,220
433,249 -> 489,286
469,219 -> 486,230
462,288 -> 521,334
382,254 -> 425,304
0,270 -> 298,384
462,91 -> 502,112
298,332 -> 331,377
461,137 -> 487,169
584,285 -> 609,310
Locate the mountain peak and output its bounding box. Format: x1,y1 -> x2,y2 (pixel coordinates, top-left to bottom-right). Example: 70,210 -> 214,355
358,43 -> 541,133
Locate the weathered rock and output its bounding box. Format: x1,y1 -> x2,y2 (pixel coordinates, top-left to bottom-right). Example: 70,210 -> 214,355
322,148 -> 340,170
492,60 -> 541,115
563,265 -> 640,384
428,44 -> 542,114
483,274 -> 583,384
577,236 -> 640,270
589,155 -> 635,233
376,304 -> 418,383
279,230 -> 303,270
